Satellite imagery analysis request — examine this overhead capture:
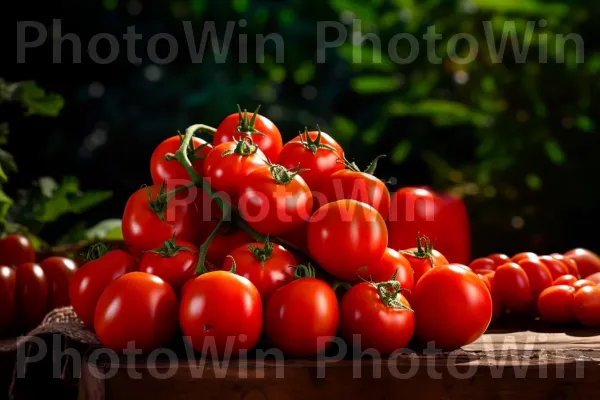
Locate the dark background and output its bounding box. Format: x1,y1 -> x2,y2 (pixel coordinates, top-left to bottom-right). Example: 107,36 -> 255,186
1,0 -> 598,257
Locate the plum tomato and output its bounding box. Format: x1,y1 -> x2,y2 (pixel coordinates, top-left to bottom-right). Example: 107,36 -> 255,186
586,272 -> 600,285
552,274 -> 578,287
572,279 -> 596,291
39,256 -> 78,309
511,252 -> 538,263
0,266 -> 16,332
15,263 -> 48,328
538,255 -> 569,280
469,257 -> 497,272
150,135 -> 212,185
517,258 -> 553,298
494,262 -> 531,312
487,253 -> 510,268
537,285 -> 576,323
550,253 -> 579,277
139,238 -> 198,293
564,248 -> 600,279
0,234 -> 35,268
573,286 -> 600,327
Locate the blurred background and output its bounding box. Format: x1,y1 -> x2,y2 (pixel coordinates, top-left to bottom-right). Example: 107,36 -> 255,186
0,0 -> 598,258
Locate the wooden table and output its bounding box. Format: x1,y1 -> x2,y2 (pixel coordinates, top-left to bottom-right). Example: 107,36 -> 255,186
78,325 -> 600,400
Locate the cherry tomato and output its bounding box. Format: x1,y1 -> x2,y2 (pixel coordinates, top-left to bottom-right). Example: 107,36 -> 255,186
538,255 -> 569,280
94,272 -> 178,352
150,135 -> 213,185
586,272 -> 600,285
400,235 -> 449,284
222,238 -> 297,300
213,106 -> 282,162
0,266 -> 16,332
205,226 -> 253,267
553,274 -> 578,286
307,200 -> 387,281
573,286 -> 600,327
572,279 -> 597,291
518,258 -> 552,299
238,164 -> 313,236
69,246 -> 137,327
551,253 -> 579,277
412,264 -> 492,350
39,257 -> 78,309
511,252 -> 538,263
180,270 -> 262,357
564,248 -> 600,279
277,129 -> 344,193
469,257 -> 496,272
0,234 -> 35,267
537,285 -> 576,323
494,262 -> 531,312
139,238 -> 198,292
15,263 -> 48,328
265,268 -> 339,357
356,248 -> 414,293
487,253 -> 510,267
340,281 -> 414,355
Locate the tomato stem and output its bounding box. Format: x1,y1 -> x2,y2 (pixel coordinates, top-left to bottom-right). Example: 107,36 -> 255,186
85,243 -> 110,261
332,280 -> 352,292
225,255 -> 237,273
293,263 -> 316,279
247,236 -> 274,269
293,126 -> 338,155
399,233 -> 436,266
370,279 -> 413,311
146,235 -> 196,257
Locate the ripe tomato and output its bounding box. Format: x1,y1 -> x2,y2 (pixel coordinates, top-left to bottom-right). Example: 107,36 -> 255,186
356,248 -> 414,292
277,129 -> 344,193
0,266 -> 16,332
553,274 -> 578,286
400,235 -> 449,284
469,257 -> 496,272
213,106 -> 282,162
15,263 -> 48,328
494,262 -> 531,311
537,285 -> 576,323
511,252 -> 537,262
180,271 -> 262,357
586,272 -> 600,285
205,226 -> 252,267
69,247 -> 137,327
265,267 -> 339,357
39,257 -> 78,309
479,272 -> 504,323
517,258 -> 552,298
538,255 -> 569,280
573,286 -> 600,327
412,264 -> 492,350
307,200 -> 387,281
139,239 -> 198,292
238,164 -> 313,236
150,135 -> 213,185
0,234 -> 35,268
487,253 -> 510,267
564,248 -> 600,279
550,253 -> 579,277
222,238 -> 297,300
94,272 -> 178,352
572,279 -> 596,291
340,281 -> 414,355
478,272 -> 494,293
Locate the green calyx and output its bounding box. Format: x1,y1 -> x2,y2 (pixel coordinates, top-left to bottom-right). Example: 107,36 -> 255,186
247,236 -> 274,269
292,263 -> 316,280
295,126 -> 339,156
400,233 -> 435,265
222,137 -> 259,157
236,104 -> 265,137
369,278 -> 413,311
147,235 -> 196,258
85,243 -> 110,261
268,163 -> 309,185
344,154 -> 386,175
148,182 -> 169,222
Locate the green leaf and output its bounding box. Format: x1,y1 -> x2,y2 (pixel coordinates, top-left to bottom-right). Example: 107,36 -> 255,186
0,188 -> 13,222
525,174 -> 542,190
388,100 -> 489,127
472,0 -> 569,16
575,115 -> 595,133
269,66 -> 286,83
17,81 -> 64,117
0,165 -> 7,183
0,148 -> 18,175
331,116 -> 357,142
390,140 -> 412,164
293,62 -> 315,85
232,0 -> 248,13
544,140 -> 565,165
85,219 -> 123,241
351,76 -> 400,94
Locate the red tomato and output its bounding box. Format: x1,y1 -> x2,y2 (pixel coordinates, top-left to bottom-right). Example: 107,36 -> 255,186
538,255 -> 569,280
537,285 -> 576,323
180,271 -> 262,357
39,257 -> 78,309
494,262 -> 531,311
277,129 -> 344,193
94,272 -> 178,352
400,235 -> 449,284
205,226 -> 253,267
265,270 -> 339,357
564,248 -> 600,279
551,253 -> 580,277
553,274 -> 578,286
469,257 -> 496,271
518,258 -> 552,298
573,286 -> 600,327
0,234 -> 35,267
487,253 -> 510,267
572,279 -> 596,291
307,200 -> 387,281
511,252 -> 537,262
356,248 -> 414,292
222,239 -> 297,300
139,239 -> 198,292
15,263 -> 48,328
150,135 -> 213,185
586,272 -> 600,285
238,164 -> 313,236
340,281 -> 414,355
412,264 -> 492,350
69,247 -> 137,327
478,272 -> 493,293
0,266 -> 16,332
480,272 -> 503,323
213,106 -> 282,162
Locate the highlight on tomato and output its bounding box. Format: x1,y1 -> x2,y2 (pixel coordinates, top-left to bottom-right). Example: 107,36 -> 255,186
150,134 -> 212,185
494,262 -> 532,312
0,266 -> 16,332
564,248 -> 600,279
139,237 -> 198,293
0,234 -> 35,268
15,262 -> 48,329
356,248 -> 414,295
39,256 -> 78,309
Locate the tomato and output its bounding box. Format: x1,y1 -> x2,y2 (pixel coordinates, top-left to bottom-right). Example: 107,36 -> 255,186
537,285 -> 576,323
222,238 -> 297,300
94,272 -> 178,352
553,274 -> 578,286
469,257 -> 496,272
0,234 -> 35,267
213,106 -> 282,162
307,200 -> 387,281
204,140 -> 268,203
517,258 -> 552,299
205,225 -> 253,267
265,267 -> 339,357
0,266 -> 16,332
69,246 -> 137,327
573,286 -> 600,327
139,238 -> 198,292
478,272 -> 494,293
150,135 -> 213,185
180,270 -> 262,357
340,280 -> 414,355
487,253 -> 510,267
39,257 -> 78,309
572,279 -> 596,291
511,252 -> 537,262
538,255 -> 569,280
494,262 -> 531,311
400,235 -> 449,284
564,248 -> 600,279
412,264 -> 492,350
586,272 -> 600,285
356,248 -> 414,292
277,129 -> 344,193
15,263 -> 48,328
238,164 -> 313,236
320,156 -> 390,219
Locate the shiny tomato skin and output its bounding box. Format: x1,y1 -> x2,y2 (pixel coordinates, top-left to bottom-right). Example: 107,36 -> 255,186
412,264 -> 492,350
357,248 -> 414,291
494,262 -> 532,312
401,247 -> 449,284
214,111 -> 282,162
586,272 -> 600,285
180,271 -> 262,357
265,278 -> 339,357
307,200 -> 387,281
0,235 -> 35,268
537,285 -> 576,323
139,241 -> 198,293
573,286 -> 600,327
564,248 -> 600,279
469,257 -> 497,271
538,256 -> 569,280
572,279 -> 596,291
15,263 -> 49,328
150,135 -> 212,185
238,165 -> 313,236
0,266 -> 16,332
39,257 -> 78,309
69,249 -> 137,328
478,272 -> 493,293
511,252 -> 538,263
94,272 -> 178,352
487,253 -> 510,267
518,259 -> 553,298
340,283 -> 414,355
205,228 -> 253,267
222,242 -> 297,300
553,274 -> 578,286
551,253 -> 580,277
